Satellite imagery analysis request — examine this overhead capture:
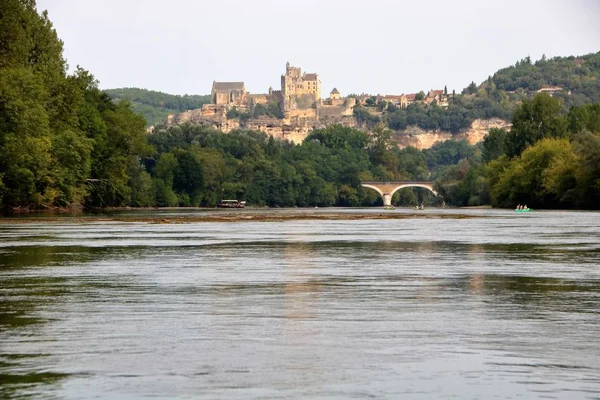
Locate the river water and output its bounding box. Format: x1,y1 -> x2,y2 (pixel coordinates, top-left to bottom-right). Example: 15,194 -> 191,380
1,208 -> 600,399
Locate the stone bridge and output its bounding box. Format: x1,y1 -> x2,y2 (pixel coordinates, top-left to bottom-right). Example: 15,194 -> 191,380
361,181 -> 439,207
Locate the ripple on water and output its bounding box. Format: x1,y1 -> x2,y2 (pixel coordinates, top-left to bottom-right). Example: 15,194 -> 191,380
1,209 -> 600,399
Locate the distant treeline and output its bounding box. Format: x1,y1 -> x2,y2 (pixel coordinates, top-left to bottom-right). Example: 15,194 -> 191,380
104,88 -> 211,126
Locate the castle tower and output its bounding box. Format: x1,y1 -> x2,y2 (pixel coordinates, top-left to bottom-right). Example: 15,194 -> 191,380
330,88 -> 340,100
281,62 -> 321,111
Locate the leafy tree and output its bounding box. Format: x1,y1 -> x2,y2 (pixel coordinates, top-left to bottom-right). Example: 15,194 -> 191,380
505,93 -> 568,157
463,81 -> 478,95
482,128 -> 507,163
491,138 -> 576,208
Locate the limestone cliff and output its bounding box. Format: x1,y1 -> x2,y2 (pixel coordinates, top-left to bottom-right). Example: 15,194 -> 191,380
166,104 -> 356,144
393,118 -> 511,150
166,106 -> 509,149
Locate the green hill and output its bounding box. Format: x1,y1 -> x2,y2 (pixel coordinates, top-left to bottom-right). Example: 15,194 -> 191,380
104,88 -> 210,126
360,51 -> 600,133
491,53 -> 600,105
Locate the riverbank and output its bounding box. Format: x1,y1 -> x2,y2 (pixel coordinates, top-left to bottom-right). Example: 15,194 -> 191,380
0,209 -> 481,224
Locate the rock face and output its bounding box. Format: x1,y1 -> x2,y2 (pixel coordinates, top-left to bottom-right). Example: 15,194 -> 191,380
394,118 -> 511,150
165,108 -> 509,149
166,105 -> 357,144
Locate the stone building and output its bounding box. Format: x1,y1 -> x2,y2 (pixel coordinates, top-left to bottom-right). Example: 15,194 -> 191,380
211,81 -> 248,106
281,62 -> 321,110
424,89 -> 448,108
330,88 -> 341,100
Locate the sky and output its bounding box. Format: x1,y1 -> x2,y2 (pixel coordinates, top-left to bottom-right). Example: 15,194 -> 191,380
37,0 -> 600,97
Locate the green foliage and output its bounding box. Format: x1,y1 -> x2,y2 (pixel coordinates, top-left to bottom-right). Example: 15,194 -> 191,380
571,131 -> 600,208
484,99 -> 600,209
491,139 -> 577,208
505,94 -> 568,157
353,105 -> 380,128
424,139 -> 476,170
379,52 -> 600,135
104,88 -> 210,126
386,103 -> 476,133
482,128 -> 507,163
306,125 -> 370,150
463,81 -> 478,95
493,53 -> 600,106
0,1 -> 153,211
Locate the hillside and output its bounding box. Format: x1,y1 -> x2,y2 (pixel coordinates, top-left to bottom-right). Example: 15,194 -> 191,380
357,52 -> 600,134
104,88 -> 210,126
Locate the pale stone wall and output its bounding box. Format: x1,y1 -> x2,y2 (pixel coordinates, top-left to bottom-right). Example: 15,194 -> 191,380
249,94 -> 269,105
460,118 -> 511,145
393,118 -> 511,150
287,108 -> 317,119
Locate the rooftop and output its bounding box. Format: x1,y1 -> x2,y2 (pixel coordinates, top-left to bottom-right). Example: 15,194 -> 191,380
213,82 -> 245,91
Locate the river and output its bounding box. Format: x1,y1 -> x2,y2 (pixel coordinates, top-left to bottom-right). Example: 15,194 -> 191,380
1,208 -> 599,399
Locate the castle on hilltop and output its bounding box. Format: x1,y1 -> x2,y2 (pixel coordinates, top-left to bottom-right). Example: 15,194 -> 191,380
165,62 -> 455,145
167,62 -> 356,142
196,62 -> 348,115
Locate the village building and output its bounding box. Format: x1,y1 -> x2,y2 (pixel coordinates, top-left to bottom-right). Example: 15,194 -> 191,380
536,86 -> 564,96
404,93 -> 417,107
211,81 -> 248,106
423,89 -> 449,108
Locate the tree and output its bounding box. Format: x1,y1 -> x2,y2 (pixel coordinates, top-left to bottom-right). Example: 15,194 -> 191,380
415,91 -> 425,101
505,93 -> 568,158
463,81 -> 478,95
482,128 -> 507,163
491,138 -> 576,208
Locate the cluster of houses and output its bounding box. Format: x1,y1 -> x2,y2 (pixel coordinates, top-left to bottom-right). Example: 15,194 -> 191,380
356,89 -> 449,109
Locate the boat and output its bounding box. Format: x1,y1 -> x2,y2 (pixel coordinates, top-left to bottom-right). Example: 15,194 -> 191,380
514,208 -> 532,212
218,200 -> 246,208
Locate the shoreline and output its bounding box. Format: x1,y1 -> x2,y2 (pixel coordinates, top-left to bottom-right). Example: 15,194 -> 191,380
0,210 -> 481,224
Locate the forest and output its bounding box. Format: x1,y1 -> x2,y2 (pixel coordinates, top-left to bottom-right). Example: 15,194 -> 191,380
1,1 -> 599,212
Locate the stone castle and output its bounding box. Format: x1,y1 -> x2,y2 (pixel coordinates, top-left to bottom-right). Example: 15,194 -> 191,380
167,62 -> 356,143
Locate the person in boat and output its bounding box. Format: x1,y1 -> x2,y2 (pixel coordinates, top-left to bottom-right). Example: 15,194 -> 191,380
516,204 -> 521,210
523,204 -> 528,210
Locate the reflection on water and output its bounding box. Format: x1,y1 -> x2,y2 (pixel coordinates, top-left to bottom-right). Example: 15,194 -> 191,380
1,209 -> 600,399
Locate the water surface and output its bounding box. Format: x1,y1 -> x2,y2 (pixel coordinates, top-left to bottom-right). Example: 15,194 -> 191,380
1,208 -> 600,399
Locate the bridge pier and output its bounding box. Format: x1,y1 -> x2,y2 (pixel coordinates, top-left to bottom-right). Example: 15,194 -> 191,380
382,194 -> 392,207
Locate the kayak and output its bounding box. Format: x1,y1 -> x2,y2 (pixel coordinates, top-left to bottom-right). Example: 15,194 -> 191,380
514,208 -> 532,212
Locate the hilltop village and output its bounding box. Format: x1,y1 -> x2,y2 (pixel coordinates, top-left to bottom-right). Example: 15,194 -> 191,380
166,62 -> 456,145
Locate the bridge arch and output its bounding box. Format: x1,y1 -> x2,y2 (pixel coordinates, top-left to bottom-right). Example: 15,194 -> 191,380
361,181 -> 439,207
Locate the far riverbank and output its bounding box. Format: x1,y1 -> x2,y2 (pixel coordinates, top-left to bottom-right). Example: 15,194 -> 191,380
0,208 -> 486,224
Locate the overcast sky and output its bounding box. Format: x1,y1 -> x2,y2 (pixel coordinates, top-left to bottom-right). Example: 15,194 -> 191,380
37,0 -> 600,96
